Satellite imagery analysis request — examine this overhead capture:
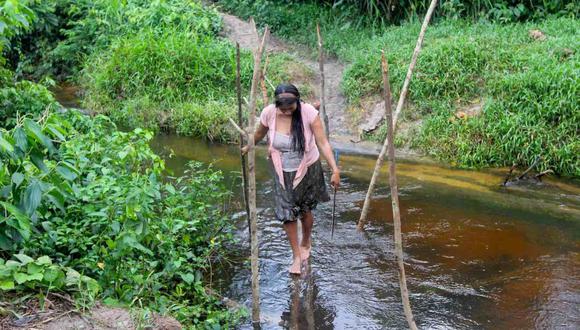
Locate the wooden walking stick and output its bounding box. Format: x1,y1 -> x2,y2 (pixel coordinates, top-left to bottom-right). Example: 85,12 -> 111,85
235,43 -> 251,238
317,22 -> 329,138
382,51 -> 418,329
247,19 -> 269,324
357,0 -> 438,230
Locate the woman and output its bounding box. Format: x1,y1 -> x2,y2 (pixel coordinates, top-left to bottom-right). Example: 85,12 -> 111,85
243,83 -> 340,275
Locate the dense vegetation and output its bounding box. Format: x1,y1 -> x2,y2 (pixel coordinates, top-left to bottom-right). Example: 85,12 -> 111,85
6,0 -> 307,141
2,1 -> 242,327
216,0 -> 579,177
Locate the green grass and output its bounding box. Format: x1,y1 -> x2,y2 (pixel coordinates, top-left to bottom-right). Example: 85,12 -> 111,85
81,28 -> 308,141
215,0 -> 579,177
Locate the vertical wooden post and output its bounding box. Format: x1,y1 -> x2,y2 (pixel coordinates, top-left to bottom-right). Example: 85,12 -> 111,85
382,51 -> 418,330
260,54 -> 270,106
236,43 -> 251,238
247,18 -> 269,324
357,0 -> 438,230
317,22 -> 329,138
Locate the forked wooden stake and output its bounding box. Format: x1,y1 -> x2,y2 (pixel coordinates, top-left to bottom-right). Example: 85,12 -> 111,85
381,51 -> 418,330
358,0 -> 438,230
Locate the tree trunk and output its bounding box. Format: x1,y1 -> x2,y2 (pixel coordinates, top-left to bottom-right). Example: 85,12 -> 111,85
317,22 -> 329,138
357,0 -> 438,230
247,19 -> 269,324
382,51 -> 418,330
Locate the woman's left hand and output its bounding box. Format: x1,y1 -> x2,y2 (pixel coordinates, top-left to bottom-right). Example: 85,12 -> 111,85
330,170 -> 340,190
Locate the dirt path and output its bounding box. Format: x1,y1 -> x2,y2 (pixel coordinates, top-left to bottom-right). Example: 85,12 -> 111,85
220,13 -> 351,137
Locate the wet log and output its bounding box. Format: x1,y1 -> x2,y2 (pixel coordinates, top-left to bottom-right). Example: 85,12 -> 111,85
358,0 -> 438,230
518,156 -> 541,180
502,163 -> 517,186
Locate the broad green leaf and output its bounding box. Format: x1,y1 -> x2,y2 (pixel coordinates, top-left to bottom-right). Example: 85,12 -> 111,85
56,165 -> 77,181
13,127 -> 28,151
36,256 -> 51,265
0,134 -> 14,153
0,280 -> 14,290
11,172 -> 24,187
46,189 -> 65,212
30,150 -> 48,173
180,273 -> 195,284
43,267 -> 64,284
14,272 -> 29,284
27,273 -> 43,281
14,254 -> 34,264
0,202 -> 31,240
46,124 -> 66,141
23,180 -> 42,216
27,262 -> 43,275
24,119 -> 56,154
5,260 -> 21,269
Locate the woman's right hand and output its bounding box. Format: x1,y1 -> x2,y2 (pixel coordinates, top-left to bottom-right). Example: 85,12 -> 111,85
241,145 -> 249,155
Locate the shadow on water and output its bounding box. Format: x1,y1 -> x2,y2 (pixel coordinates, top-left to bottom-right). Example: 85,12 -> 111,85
150,133 -> 580,329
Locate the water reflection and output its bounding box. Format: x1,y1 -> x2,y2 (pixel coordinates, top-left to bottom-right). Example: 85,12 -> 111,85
280,263 -> 334,329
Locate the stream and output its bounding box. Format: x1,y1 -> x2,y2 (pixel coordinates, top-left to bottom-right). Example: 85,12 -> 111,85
52,85 -> 579,328
150,133 -> 580,329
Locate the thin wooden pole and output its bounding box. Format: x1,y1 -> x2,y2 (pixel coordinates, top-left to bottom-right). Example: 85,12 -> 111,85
382,51 -> 418,330
247,18 -> 269,324
357,0 -> 438,230
236,43 -> 251,239
260,54 -> 270,106
317,22 -> 329,138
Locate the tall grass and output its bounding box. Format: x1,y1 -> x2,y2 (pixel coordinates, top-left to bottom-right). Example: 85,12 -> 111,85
82,28 -> 304,140
216,0 -> 579,176
344,18 -> 579,176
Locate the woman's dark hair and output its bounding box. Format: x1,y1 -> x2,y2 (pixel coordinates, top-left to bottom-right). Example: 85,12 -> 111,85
274,83 -> 305,155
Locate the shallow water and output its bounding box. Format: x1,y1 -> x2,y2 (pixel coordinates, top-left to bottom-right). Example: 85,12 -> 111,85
150,133 -> 580,329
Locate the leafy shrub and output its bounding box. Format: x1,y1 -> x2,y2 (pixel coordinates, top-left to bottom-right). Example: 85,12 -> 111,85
0,254 -> 100,297
81,27 -> 300,140
0,112 -> 240,326
0,71 -> 59,129
6,0 -> 223,79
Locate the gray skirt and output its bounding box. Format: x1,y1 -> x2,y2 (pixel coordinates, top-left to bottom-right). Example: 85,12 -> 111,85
270,159 -> 331,223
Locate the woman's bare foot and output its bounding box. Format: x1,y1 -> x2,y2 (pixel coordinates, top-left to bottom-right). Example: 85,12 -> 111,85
289,256 -> 302,275
300,244 -> 311,261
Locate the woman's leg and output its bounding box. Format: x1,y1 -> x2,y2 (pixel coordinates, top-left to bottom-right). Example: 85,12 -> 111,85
300,211 -> 313,261
283,221 -> 302,274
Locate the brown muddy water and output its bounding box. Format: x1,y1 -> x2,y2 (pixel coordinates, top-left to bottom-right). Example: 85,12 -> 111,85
150,133 -> 579,330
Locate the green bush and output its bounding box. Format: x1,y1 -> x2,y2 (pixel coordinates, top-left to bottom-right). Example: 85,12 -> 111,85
6,0 -> 223,80
0,112 -> 240,326
82,27 -> 301,140
0,254 -> 100,298
0,70 -> 59,129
